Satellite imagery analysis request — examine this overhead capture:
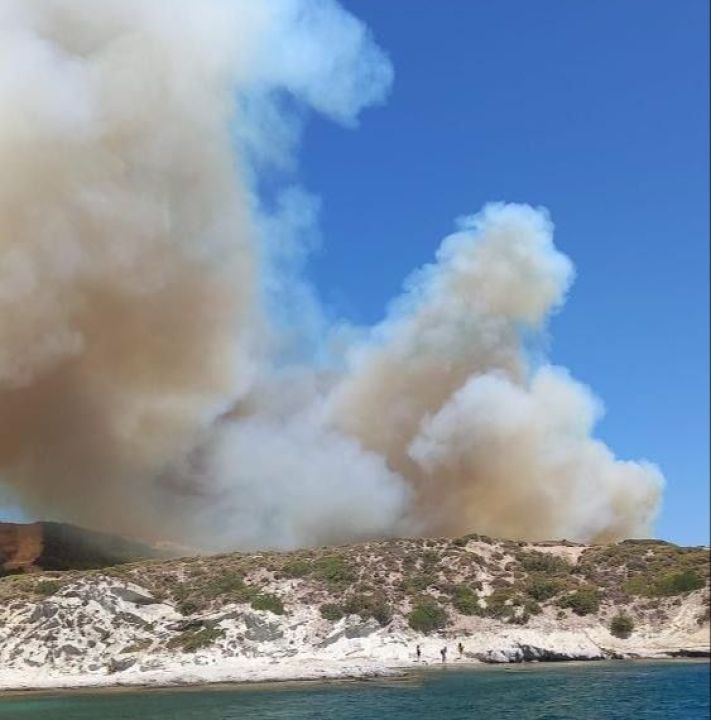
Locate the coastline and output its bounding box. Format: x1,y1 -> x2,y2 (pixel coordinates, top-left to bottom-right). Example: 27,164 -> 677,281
1,656 -> 708,698
1,652 -> 708,696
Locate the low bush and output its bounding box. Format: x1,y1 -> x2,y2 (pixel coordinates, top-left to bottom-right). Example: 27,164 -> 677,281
524,598 -> 542,616
319,603 -> 344,621
624,570 -> 705,598
203,572 -> 251,600
313,556 -> 355,586
403,573 -> 437,594
371,601 -> 394,627
342,594 -> 393,626
167,626 -> 224,653
250,593 -> 284,615
282,559 -> 311,578
483,589 -> 515,619
34,580 -> 62,596
654,570 -> 704,596
408,601 -> 448,633
519,551 -> 571,574
525,575 -> 561,602
451,585 -> 481,616
558,587 -> 600,616
610,612 -> 635,639
176,600 -> 198,616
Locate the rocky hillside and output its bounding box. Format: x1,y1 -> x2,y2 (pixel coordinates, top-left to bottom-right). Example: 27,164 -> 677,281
0,521 -> 161,574
0,534 -> 708,689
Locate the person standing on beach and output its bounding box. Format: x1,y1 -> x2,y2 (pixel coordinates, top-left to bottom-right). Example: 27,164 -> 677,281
416,644 -> 421,661
440,646 -> 447,663
458,642 -> 464,657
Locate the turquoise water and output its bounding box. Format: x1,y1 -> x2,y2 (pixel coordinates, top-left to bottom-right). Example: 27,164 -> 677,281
0,661 -> 708,719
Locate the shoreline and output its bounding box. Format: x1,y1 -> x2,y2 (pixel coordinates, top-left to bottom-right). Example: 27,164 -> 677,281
1,654 -> 708,697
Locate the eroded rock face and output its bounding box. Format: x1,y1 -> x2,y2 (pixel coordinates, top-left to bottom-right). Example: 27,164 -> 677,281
0,522 -> 161,573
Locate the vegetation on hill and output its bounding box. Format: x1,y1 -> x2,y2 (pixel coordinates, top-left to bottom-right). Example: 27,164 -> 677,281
0,533 -> 708,639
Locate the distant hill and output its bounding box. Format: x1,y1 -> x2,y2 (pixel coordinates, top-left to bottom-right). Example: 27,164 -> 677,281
0,521 -> 162,573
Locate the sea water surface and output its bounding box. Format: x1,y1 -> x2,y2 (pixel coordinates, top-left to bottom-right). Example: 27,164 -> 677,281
0,661 -> 708,720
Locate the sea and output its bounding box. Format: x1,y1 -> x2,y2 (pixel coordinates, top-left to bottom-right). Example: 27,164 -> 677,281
0,660 -> 708,720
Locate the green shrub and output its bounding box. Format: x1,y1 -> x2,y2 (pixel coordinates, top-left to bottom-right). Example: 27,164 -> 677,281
519,551 -> 571,574
282,559 -> 311,578
371,601 -> 393,626
654,570 -> 704,596
342,595 -> 366,616
525,575 -> 561,602
319,603 -> 344,621
622,577 -> 650,596
451,586 -> 481,616
422,550 -> 440,565
524,598 -> 542,616
482,588 -> 515,619
402,555 -> 417,570
610,612 -> 635,639
408,601 -> 448,633
403,573 -> 437,594
34,580 -> 61,596
203,572 -> 251,599
558,587 -> 601,616
177,600 -> 198,616
313,556 -> 355,586
342,594 -> 393,626
624,570 -> 705,598
250,593 -> 284,615
167,626 -> 224,653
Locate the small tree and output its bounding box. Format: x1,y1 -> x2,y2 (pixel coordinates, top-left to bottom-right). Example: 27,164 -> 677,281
408,601 -> 448,633
452,585 -> 481,615
558,587 -> 601,616
526,575 -> 561,602
610,612 -> 635,639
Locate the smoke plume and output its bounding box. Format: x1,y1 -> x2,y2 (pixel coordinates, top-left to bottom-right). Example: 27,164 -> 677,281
0,0 -> 662,549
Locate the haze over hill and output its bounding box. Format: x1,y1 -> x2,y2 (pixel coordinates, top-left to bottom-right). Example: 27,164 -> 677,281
0,521 -> 161,574
0,0 -> 662,551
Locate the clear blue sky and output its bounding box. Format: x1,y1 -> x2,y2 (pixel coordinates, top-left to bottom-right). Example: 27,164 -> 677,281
297,1 -> 709,545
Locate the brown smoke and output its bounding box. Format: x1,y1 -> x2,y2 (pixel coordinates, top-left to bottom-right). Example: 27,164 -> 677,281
0,0 -> 259,538
0,1 -> 662,549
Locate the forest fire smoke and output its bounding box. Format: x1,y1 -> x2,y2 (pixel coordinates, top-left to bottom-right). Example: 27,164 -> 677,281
0,0 -> 662,549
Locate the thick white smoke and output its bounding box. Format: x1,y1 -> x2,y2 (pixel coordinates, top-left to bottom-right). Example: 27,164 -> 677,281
0,0 -> 662,549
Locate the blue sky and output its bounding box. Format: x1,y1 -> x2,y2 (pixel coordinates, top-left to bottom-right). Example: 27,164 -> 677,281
296,1 -> 709,545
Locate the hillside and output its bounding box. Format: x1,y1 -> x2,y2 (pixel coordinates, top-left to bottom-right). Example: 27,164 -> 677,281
0,521 -> 162,574
0,534 -> 708,690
